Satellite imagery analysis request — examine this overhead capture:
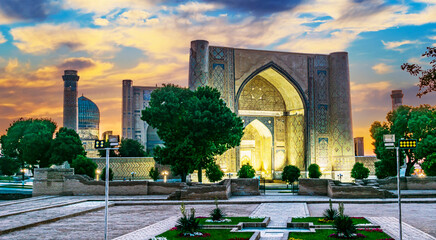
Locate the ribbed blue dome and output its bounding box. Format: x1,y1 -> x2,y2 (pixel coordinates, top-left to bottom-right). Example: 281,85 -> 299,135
78,95 -> 100,130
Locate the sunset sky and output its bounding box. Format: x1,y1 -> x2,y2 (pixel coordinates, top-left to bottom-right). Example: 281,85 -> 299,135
0,0 -> 435,155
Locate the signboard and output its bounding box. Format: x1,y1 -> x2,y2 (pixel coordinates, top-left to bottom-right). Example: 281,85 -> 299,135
108,135 -> 120,147
399,139 -> 417,149
95,140 -> 105,149
383,134 -> 395,143
384,142 -> 395,147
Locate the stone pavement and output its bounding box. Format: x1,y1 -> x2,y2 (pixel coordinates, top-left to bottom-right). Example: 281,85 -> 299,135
367,217 -> 436,240
0,201 -> 108,235
114,216 -> 178,240
249,203 -> 309,227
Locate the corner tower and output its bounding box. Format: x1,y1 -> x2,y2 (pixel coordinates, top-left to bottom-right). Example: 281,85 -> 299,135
63,70 -> 79,131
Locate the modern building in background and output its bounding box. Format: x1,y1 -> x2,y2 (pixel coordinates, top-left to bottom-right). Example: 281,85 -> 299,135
63,70 -> 79,131
122,80 -> 163,152
78,95 -> 100,157
391,89 -> 403,111
354,137 -> 364,156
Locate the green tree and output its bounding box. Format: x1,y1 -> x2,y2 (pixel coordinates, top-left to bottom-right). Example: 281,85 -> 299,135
185,86 -> 244,182
351,162 -> 370,180
237,163 -> 255,178
282,165 -> 300,184
118,138 -> 146,157
205,162 -> 224,182
49,127 -> 86,165
71,155 -> 98,178
0,118 -> 56,168
401,47 -> 436,97
0,156 -> 21,176
422,153 -> 436,176
141,85 -> 244,182
371,105 -> 436,177
149,166 -> 159,181
100,167 -> 114,181
308,163 -> 322,178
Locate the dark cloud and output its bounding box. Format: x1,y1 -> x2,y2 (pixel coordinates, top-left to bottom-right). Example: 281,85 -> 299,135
0,0 -> 54,21
58,58 -> 96,70
200,0 -> 304,16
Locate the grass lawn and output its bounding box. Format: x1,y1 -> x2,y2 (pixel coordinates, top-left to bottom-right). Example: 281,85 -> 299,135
158,229 -> 254,240
198,217 -> 264,225
288,229 -> 392,240
292,217 -> 370,225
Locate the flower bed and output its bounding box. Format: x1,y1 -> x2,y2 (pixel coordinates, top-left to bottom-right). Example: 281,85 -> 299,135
292,217 -> 370,225
288,229 -> 393,240
157,229 -> 254,240
197,217 -> 265,225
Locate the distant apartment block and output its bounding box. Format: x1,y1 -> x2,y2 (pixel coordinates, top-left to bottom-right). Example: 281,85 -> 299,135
354,137 -> 364,156
391,89 -> 403,111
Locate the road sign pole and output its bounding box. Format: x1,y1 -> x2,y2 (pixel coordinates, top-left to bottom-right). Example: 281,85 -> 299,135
104,148 -> 109,240
396,146 -> 402,240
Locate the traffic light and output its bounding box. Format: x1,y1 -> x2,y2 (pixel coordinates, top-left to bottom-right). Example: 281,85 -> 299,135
95,140 -> 105,149
399,139 -> 417,149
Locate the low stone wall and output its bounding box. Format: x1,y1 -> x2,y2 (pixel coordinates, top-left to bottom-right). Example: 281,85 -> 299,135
33,168 -> 75,196
377,176 -> 436,190
148,182 -> 186,195
298,178 -> 393,198
33,168 -> 259,198
327,181 -> 391,199
63,175 -> 149,195
298,178 -> 329,196
228,178 -> 260,196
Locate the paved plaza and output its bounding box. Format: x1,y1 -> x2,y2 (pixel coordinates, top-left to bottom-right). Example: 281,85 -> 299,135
0,195 -> 434,240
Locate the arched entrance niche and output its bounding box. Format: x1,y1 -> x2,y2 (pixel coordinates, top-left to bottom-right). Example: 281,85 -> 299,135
237,65 -> 306,179
240,119 -> 272,175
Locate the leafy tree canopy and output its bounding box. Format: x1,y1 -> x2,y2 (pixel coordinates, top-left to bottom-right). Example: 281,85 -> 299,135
205,162 -> 224,182
237,163 -> 255,178
308,163 -> 322,178
49,127 -> 86,166
401,47 -> 436,97
0,156 -> 21,176
351,162 -> 370,180
71,155 -> 97,179
371,105 -> 436,178
0,118 -> 56,168
118,138 -> 146,157
282,165 -> 300,184
141,85 -> 244,182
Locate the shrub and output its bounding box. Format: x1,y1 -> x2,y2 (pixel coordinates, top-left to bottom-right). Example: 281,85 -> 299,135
422,153 -> 436,176
323,199 -> 338,220
149,167 -> 159,181
308,163 -> 322,178
282,165 -> 300,184
206,163 -> 224,182
71,155 -> 98,179
351,162 -> 370,180
100,167 -> 114,181
334,215 -> 356,238
176,203 -> 200,234
210,199 -> 225,221
237,163 -> 255,178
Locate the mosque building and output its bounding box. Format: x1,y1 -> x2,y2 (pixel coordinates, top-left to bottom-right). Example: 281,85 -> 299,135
122,40 -> 356,180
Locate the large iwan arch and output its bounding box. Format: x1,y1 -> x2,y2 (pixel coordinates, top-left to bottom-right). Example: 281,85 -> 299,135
188,40 -> 355,180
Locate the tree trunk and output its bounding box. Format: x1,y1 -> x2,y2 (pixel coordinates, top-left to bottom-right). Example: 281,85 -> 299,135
181,172 -> 187,182
198,167 -> 202,183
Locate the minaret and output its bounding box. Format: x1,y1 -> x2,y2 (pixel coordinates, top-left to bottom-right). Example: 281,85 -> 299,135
63,70 -> 79,131
390,90 -> 403,111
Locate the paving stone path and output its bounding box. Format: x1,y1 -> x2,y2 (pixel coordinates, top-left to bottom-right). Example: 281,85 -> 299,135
0,201 -> 108,235
367,217 -> 436,240
250,203 -> 309,227
114,216 -> 178,240
0,198 -> 86,217
249,203 -> 309,240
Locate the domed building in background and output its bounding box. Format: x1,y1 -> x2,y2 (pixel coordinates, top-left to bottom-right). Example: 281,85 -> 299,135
78,95 -> 100,157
